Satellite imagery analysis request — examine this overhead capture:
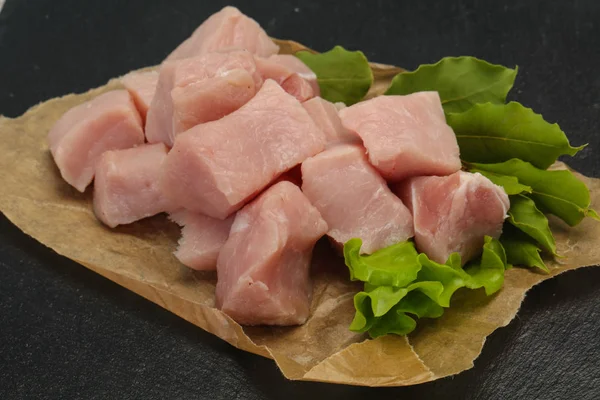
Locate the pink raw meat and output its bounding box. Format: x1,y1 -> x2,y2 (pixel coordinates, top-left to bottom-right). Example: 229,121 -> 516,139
146,50 -> 262,147
170,210 -> 234,271
166,6 -> 279,61
48,90 -> 145,192
93,143 -> 174,228
339,92 -> 461,181
120,70 -> 159,122
255,54 -> 319,101
215,181 -> 328,326
302,97 -> 360,148
395,171 -> 510,264
301,144 -> 414,254
161,79 -> 326,219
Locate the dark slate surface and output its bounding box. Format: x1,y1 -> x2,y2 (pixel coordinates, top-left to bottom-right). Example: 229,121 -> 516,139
1,0 -> 599,399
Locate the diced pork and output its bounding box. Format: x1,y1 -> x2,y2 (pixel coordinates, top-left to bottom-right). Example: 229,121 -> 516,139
161,80 -> 326,219
395,171 -> 510,264
120,70 -> 159,122
166,6 -> 279,61
48,90 -> 145,192
146,50 -> 262,147
301,144 -> 414,254
215,181 -> 328,326
302,97 -> 360,148
339,92 -> 461,182
93,143 -> 174,227
334,102 -> 347,110
255,55 -> 319,101
170,210 -> 234,271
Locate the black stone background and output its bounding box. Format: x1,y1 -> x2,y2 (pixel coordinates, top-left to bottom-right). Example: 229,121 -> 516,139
1,1 -> 599,399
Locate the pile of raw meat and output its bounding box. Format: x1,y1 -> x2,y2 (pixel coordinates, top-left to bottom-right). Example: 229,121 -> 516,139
48,6 -> 509,327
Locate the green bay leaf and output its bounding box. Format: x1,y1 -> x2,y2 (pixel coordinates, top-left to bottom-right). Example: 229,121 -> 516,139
507,194 -> 557,254
448,102 -> 584,169
500,224 -> 549,272
471,159 -> 597,226
384,56 -> 517,113
295,46 -> 373,105
470,169 -> 532,195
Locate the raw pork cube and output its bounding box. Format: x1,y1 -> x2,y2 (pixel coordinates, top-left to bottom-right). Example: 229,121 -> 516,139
301,144 -> 414,254
170,210 -> 234,271
255,55 -> 319,101
146,50 -> 262,147
120,70 -> 159,122
48,90 -> 145,192
339,92 -> 461,181
302,97 -> 360,148
161,80 -> 326,219
215,181 -> 328,326
166,6 -> 279,61
395,171 -> 510,264
93,143 -> 174,227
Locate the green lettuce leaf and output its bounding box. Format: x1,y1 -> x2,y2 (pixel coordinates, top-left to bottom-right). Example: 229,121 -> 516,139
507,194 -> 556,254
350,283 -> 446,337
471,159 -> 599,226
346,236 -> 507,338
463,236 -> 508,296
500,224 -> 549,272
415,254 -> 473,307
295,46 -> 373,105
448,102 -> 584,169
470,169 -> 532,195
384,56 -> 517,113
343,238 -> 421,287
367,292 -> 445,338
363,281 -> 444,317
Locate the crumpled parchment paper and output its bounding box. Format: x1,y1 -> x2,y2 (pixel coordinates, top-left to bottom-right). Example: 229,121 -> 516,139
0,39 -> 598,387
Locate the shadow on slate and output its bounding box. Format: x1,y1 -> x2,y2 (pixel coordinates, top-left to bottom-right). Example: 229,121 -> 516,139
1,0 -> 600,399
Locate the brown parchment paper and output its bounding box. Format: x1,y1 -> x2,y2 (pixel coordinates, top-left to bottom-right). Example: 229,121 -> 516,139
1,39 -> 599,387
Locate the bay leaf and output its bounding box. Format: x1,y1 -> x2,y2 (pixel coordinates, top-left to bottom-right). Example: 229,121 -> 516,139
470,169 -> 532,195
471,159 -> 599,226
449,102 -> 584,169
295,46 -> 373,105
500,224 -> 548,272
385,56 -> 517,113
507,194 -> 557,254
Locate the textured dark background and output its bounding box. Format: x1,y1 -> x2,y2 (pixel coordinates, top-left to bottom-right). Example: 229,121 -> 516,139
1,0 -> 599,399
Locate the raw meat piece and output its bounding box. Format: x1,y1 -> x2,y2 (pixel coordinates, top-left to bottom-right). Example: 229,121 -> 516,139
255,55 -> 319,101
146,50 -> 262,147
93,143 -> 174,227
280,74 -> 315,102
120,70 -> 159,122
339,92 -> 461,181
269,55 -> 319,93
161,79 -> 326,219
215,181 -> 328,326
272,165 -> 303,187
301,144 -> 414,254
48,90 -> 145,192
166,6 -> 279,61
170,210 -> 234,271
302,97 -> 360,148
395,171 -> 510,264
